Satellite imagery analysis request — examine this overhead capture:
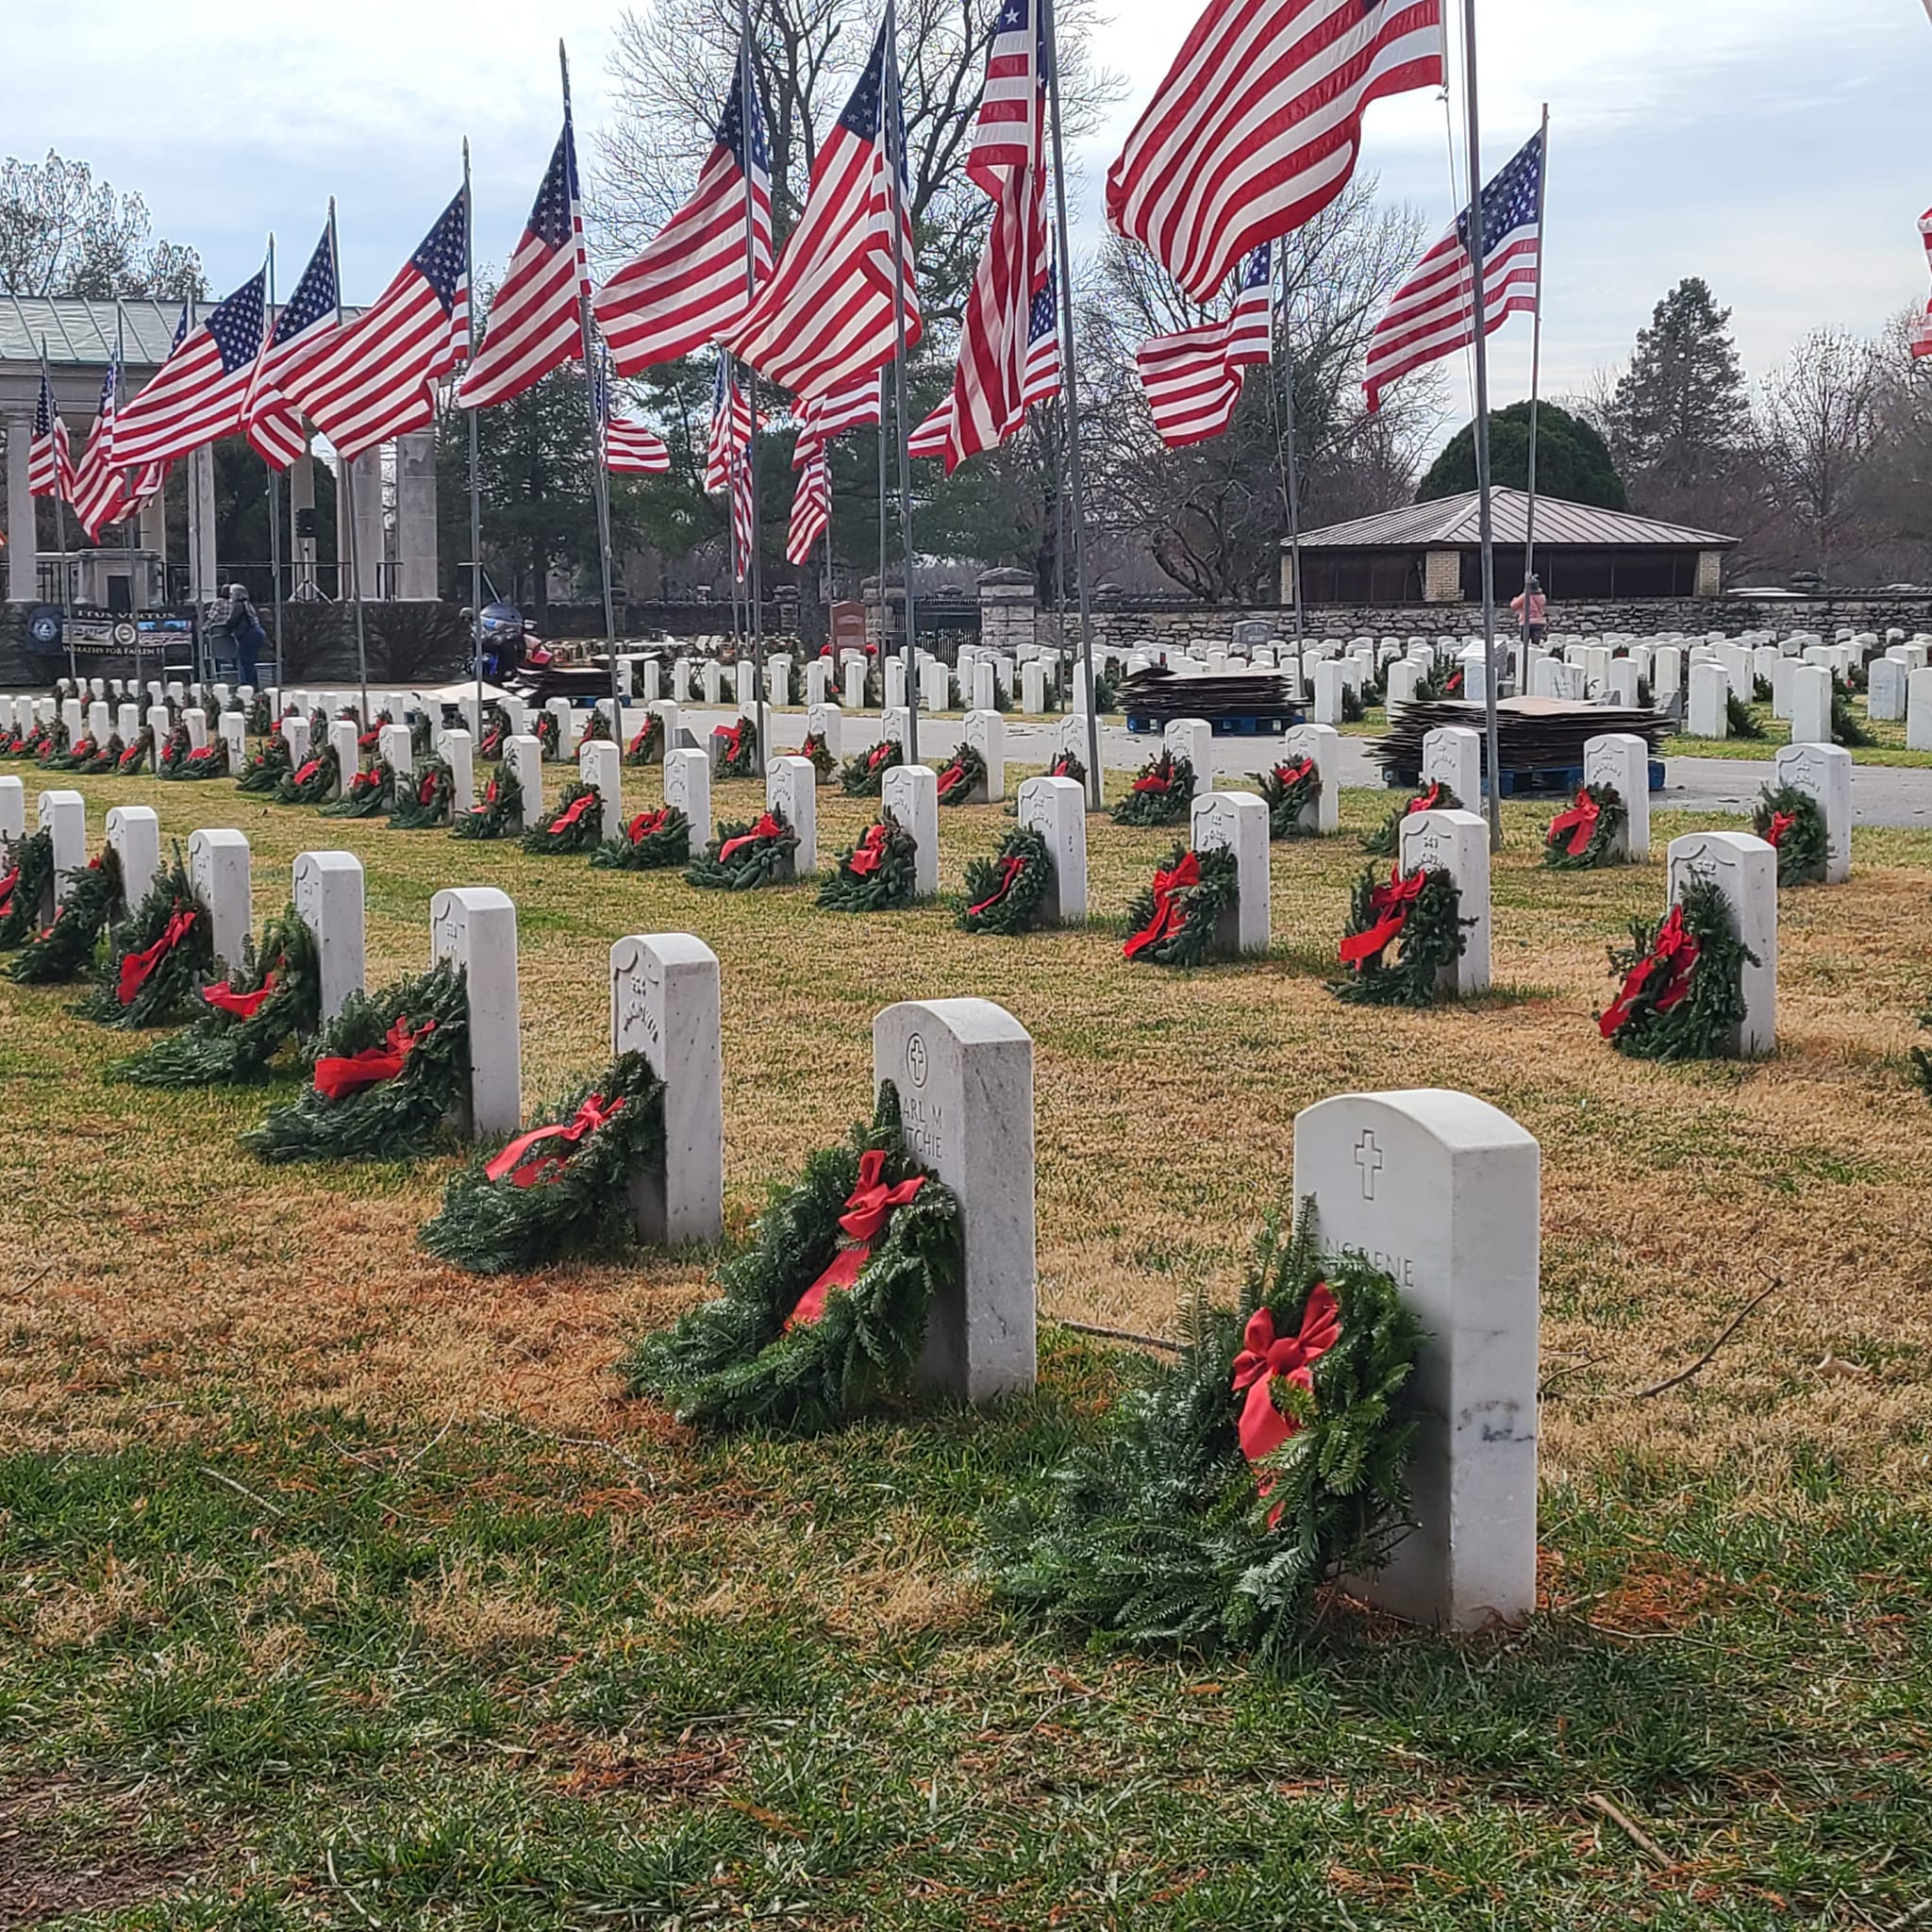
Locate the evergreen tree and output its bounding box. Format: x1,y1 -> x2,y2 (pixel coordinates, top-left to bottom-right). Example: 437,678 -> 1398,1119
1606,278 -> 1748,492
1418,401 -> 1625,509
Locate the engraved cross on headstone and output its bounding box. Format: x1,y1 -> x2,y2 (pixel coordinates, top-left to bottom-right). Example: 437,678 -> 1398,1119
1355,1129 -> 1384,1199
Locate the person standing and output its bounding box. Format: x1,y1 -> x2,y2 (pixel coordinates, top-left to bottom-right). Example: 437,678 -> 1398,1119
1510,575 -> 1548,644
222,583 -> 268,690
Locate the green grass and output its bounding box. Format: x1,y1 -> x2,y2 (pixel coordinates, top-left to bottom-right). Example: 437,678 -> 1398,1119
1666,701 -> 1932,766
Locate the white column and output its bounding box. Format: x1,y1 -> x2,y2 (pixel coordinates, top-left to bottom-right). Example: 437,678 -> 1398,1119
394,430 -> 439,600
4,407 -> 36,603
429,886 -> 521,1137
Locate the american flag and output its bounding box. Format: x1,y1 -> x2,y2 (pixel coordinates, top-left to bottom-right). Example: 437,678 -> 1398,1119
1911,209 -> 1932,360
704,358 -> 754,492
593,351 -> 671,473
1363,127 -> 1542,410
68,364 -> 150,540
593,54 -> 773,374
27,365 -> 73,501
724,23 -> 921,403
458,119 -> 591,409
112,270 -> 268,467
278,189 -> 469,462
908,390 -> 954,460
729,446 -> 757,584
792,372 -> 881,467
786,447 -> 830,564
1135,241 -> 1273,447
1108,0 -> 1444,305
1021,256 -> 1062,406
244,223 -> 341,468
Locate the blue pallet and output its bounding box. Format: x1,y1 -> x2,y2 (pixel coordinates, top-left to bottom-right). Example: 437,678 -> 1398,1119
1127,710 -> 1303,737
1385,758 -> 1668,797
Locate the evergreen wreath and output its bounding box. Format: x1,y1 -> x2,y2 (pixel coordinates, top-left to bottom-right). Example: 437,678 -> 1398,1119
112,908 -> 322,1088
452,763 -> 524,841
620,1083 -> 961,1434
0,830 -> 56,949
687,808 -> 799,890
935,742 -> 989,806
44,731 -> 97,771
157,723 -> 192,774
1753,783 -> 1828,888
162,735 -> 232,781
1541,782 -> 1626,870
321,759 -> 397,819
236,734 -> 293,794
1724,691 -> 1764,741
418,1053 -> 668,1274
1256,757 -> 1323,840
579,708 -> 615,745
1363,779 -> 1462,858
1600,879 -> 1756,1061
243,959 -> 471,1164
1112,749 -> 1195,827
523,779 -> 606,854
1340,682 -> 1366,724
799,730 -> 837,781
1832,677 -> 1876,749
35,723 -> 69,766
591,806 -> 691,871
246,690 -> 273,734
15,724 -> 53,761
958,824 -> 1051,937
1047,748 -> 1086,786
624,711 -> 664,765
712,714 -> 760,778
1332,863 -> 1469,1008
985,1203 -> 1422,1660
275,743 -> 341,806
1122,844 -> 1241,968
535,708 -> 562,758
478,705 -> 510,759
841,737 -> 902,795
78,857 -> 213,1029
9,846 -> 124,984
79,736 -> 124,775
355,714 -> 387,757
818,813 -> 919,911
306,708 -> 331,751
389,757 -> 457,830
1413,661 -> 1454,702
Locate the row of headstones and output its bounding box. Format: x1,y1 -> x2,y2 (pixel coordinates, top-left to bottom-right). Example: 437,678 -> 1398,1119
587,649 -> 1041,715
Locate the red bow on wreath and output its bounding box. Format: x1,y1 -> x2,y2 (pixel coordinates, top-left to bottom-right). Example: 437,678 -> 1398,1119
357,726 -> 382,751
936,759 -> 968,799
1274,758 -> 1315,788
1339,866 -> 1427,967
625,808 -> 669,841
1231,1285 -> 1341,1524
786,1149 -> 926,1328
1123,850 -> 1200,959
481,778 -> 499,805
189,744 -> 218,764
967,854 -> 1027,916
546,790 -> 599,836
1547,787 -> 1600,857
716,722 -> 743,760
1765,810 -> 1795,848
1407,781 -> 1443,817
1446,671 -> 1464,694
1131,758 -> 1174,795
312,1016 -> 437,1101
417,771 -> 441,805
849,824 -> 889,876
202,969 -> 279,1020
292,758 -> 322,785
484,1092 -> 625,1189
718,811 -> 785,861
0,865 -> 18,914
626,724 -> 654,755
117,909 -> 198,1007
1599,902 -> 1700,1039
867,741 -> 894,772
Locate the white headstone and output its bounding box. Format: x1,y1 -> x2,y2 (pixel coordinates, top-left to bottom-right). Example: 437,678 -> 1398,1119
187,828 -> 251,974
880,705 -> 910,750
1789,664 -> 1831,746
1398,808 -> 1490,995
1667,831 -> 1777,1056
0,775 -> 22,847
1582,732 -> 1650,859
37,790 -> 86,907
806,702 -> 843,762
578,741 -> 624,841
291,850 -> 366,1024
280,713 -> 310,764
504,735 -> 543,830
182,707 -> 208,752
1293,1089 -> 1540,1630
614,657 -> 634,700
1190,790 -> 1270,956
765,756 -> 817,873
88,699 -> 111,745
674,658 -> 695,704
970,660 -> 996,713
1021,660 -> 1046,714
1772,741 -> 1852,885
735,659 -> 758,712
1687,659 -> 1730,740
1528,658 -> 1565,700
441,727 -> 475,809
1312,658 -> 1346,725
884,656 -> 907,708
1163,717 -> 1213,796
218,711 -> 247,771
843,658 -> 867,710
545,697 -> 575,759
921,658 -> 951,711
500,694 -> 530,740
881,762 -> 939,897
661,747 -> 710,857
429,886 -> 521,1137
117,701 -> 142,745
874,998 -> 1036,1404
609,932 -> 724,1245
1908,667 -> 1932,752
105,805 -> 160,910
1277,723 -> 1341,835
1771,656 -> 1795,720
1868,658 -> 1906,723
767,652 -> 791,706
1606,659 -> 1640,708
962,709 -> 1006,801
323,719 -> 358,798
1420,725 -> 1481,806
60,696 -> 85,743
1384,658 -> 1424,716
640,658 -> 662,704
1015,775 -> 1087,924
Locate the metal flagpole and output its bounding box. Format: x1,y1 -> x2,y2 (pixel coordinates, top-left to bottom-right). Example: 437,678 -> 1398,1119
883,0 -> 921,770
560,44 -> 625,739
325,200 -> 373,723
1459,0 -> 1503,851
1042,0 -> 1101,806
1274,242 -> 1307,647
40,342 -> 75,685
1518,102 -> 1549,683
737,4 -> 768,760
875,408 -> 889,682
265,233 -> 287,697
464,139 -> 486,754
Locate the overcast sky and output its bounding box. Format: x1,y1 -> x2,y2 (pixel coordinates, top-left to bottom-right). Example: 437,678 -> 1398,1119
6,0 -> 1929,429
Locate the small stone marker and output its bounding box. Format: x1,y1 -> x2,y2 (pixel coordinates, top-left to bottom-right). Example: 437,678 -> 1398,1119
579,741 -> 624,841
881,704 -> 910,750
117,701 -> 141,744
0,775 -> 22,846
1687,659 -> 1729,739
429,886 -> 521,1138
640,658 -> 662,703
675,658 -> 695,704
1293,1088 -> 1540,1630
1789,664 -> 1831,746
1278,723 -> 1341,834
291,850 -> 366,1023
1021,660 -> 1046,713
182,707 -> 208,752
280,713 -> 310,763
1398,808 -> 1491,995
1015,775 -> 1087,924
545,698 -> 575,759
842,658 -> 867,709
1312,658 -> 1346,724
767,652 -> 791,706
1908,668 -> 1932,752
1190,790 -> 1269,955
881,762 -> 939,897
609,932 -> 724,1245
219,711 -> 247,770
326,719 -> 361,798
504,735 -> 543,830
1164,717 -> 1213,796
442,727 -> 475,808
1868,658 -> 1906,723
806,701 -> 842,762
765,756 -> 817,873
1772,741 -> 1852,884
37,790 -> 86,906
88,699 -> 111,744
962,709 -> 1006,800
1582,731 -> 1651,859
188,828 -> 252,973
662,748 -> 710,858
650,699 -> 683,751
1667,831 -> 1777,1055
61,697 -> 85,742
105,806 -> 160,909
873,997 -> 1036,1403
1421,724 -> 1481,805
805,658 -> 829,707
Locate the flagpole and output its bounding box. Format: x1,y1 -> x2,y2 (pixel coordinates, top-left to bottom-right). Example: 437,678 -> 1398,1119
875,410 -> 889,685
1042,0 -> 1101,807
736,3 -> 768,763
883,0 -> 921,771
1273,242 -> 1307,648
265,233 -> 287,698
464,138 -> 486,755
1518,101 -> 1549,683
40,342 -> 75,686
325,200 -> 374,724
560,42 -> 625,739
1459,0 -> 1503,852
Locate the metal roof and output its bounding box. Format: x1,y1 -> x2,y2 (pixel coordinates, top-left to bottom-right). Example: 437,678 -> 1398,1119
1291,488 -> 1736,552
0,295 -> 207,371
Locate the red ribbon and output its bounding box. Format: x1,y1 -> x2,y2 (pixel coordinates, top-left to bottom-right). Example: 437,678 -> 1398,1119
1339,866 -> 1427,967
1765,810 -> 1795,848
119,744 -> 144,770
117,909 -> 197,1007
0,865 -> 17,913
483,778 -> 499,805
867,740 -> 894,772
1273,758 -> 1315,789
547,790 -> 598,836
1231,1284 -> 1341,1524
312,1016 -> 437,1100
848,824 -> 889,876
292,758 -> 322,784
1446,671 -> 1464,694
716,722 -> 743,761
1547,787 -> 1601,858
626,723 -> 657,756
625,808 -> 670,841
418,770 -> 440,805
1131,758 -> 1174,795
1408,781 -> 1442,816
484,1092 -> 625,1189
967,853 -> 1027,916
72,739 -> 96,759
936,759 -> 968,799
358,726 -> 381,751
718,811 -> 786,862
787,1149 -> 925,1327
1123,850 -> 1201,959
203,970 -> 278,1020
1599,903 -> 1701,1039
188,744 -> 219,765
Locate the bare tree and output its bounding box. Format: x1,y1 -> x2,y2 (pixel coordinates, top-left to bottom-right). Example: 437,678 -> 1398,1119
0,150 -> 206,301
1756,326 -> 1881,582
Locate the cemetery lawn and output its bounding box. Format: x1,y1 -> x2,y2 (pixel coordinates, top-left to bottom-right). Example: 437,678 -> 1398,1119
1666,706 -> 1932,766
5,764 -> 1932,1928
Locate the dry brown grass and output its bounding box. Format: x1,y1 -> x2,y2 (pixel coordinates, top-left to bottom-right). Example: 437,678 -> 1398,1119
3,759 -> 1929,1506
